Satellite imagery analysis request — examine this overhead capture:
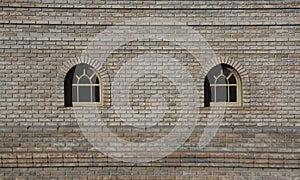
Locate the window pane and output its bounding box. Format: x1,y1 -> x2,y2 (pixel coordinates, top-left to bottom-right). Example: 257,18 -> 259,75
72,86 -> 77,102
229,86 -> 237,102
79,76 -> 91,84
74,65 -> 84,75
216,86 -> 228,102
223,68 -> 231,77
204,77 -> 211,107
228,75 -> 237,84
86,68 -> 94,77
210,65 -> 222,77
211,86 -> 215,102
92,86 -> 100,102
216,76 -> 227,84
206,74 -> 215,84
91,75 -> 99,84
79,86 -> 91,102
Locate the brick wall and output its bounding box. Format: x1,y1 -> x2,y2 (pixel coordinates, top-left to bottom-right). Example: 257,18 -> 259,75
0,0 -> 299,179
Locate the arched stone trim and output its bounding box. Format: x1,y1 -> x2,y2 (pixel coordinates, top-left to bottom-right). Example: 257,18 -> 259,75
56,56 -> 111,108
200,56 -> 250,108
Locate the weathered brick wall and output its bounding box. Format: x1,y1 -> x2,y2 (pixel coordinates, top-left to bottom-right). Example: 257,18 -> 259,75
0,0 -> 300,179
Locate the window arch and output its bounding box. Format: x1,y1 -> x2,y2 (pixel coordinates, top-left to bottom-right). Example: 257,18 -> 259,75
204,63 -> 242,107
64,63 -> 102,107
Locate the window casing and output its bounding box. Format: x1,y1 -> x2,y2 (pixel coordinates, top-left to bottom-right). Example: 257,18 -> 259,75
64,63 -> 102,107
204,64 -> 242,107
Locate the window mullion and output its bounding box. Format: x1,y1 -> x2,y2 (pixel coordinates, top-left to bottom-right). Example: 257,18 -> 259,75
100,84 -> 102,104
90,85 -> 93,102
228,85 -> 230,102
76,86 -> 79,102
214,85 -> 216,102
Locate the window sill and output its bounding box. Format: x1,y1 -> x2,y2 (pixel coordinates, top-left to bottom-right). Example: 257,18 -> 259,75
72,102 -> 103,106
209,102 -> 242,107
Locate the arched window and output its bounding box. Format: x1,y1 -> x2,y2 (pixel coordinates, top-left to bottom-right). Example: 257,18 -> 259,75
64,63 -> 102,107
204,64 -> 241,107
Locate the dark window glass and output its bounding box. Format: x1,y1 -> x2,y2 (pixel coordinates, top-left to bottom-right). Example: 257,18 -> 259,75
223,68 -> 231,77
91,75 -> 98,84
204,77 -> 211,107
92,86 -> 100,102
228,75 -> 237,84
64,66 -> 76,107
229,86 -> 237,102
